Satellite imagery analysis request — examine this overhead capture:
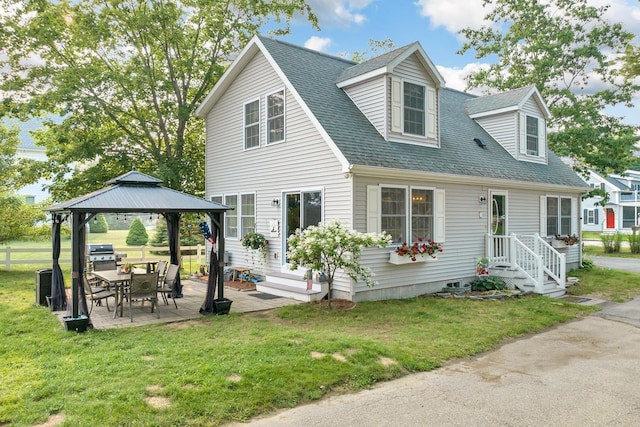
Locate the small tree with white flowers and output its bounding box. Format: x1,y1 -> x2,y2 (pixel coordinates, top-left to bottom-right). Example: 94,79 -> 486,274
286,220 -> 392,309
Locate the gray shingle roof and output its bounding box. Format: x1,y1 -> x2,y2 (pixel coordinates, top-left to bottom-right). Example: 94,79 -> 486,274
465,86 -> 536,116
335,42 -> 416,83
258,37 -> 587,189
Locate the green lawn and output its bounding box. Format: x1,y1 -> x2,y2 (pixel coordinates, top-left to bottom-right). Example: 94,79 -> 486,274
3,263 -> 635,426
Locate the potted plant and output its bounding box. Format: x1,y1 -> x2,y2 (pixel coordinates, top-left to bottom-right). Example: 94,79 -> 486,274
552,233 -> 580,248
389,238 -> 443,264
121,263 -> 134,273
241,231 -> 269,266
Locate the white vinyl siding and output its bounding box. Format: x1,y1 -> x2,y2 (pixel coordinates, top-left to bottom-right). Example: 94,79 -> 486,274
343,76 -> 386,137
357,178 -> 580,299
474,112 -> 518,158
204,50 -> 351,280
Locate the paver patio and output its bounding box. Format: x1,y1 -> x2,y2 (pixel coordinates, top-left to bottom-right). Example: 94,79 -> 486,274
54,279 -> 300,329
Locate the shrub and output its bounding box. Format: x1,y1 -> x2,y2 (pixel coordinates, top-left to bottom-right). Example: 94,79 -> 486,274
601,233 -> 623,253
126,218 -> 149,246
628,230 -> 640,254
469,276 -> 507,292
89,213 -> 109,233
581,258 -> 594,270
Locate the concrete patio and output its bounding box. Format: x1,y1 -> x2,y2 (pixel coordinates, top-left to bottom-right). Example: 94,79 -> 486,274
55,279 -> 301,329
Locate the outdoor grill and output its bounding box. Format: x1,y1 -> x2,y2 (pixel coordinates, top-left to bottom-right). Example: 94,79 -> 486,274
86,244 -> 117,271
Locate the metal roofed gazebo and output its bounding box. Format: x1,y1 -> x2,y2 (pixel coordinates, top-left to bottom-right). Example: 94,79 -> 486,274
47,170 -> 231,330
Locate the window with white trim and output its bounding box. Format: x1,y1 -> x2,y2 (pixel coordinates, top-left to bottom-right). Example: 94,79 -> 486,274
583,208 -> 598,225
210,195 -> 222,204
403,82 -> 425,136
376,185 -> 443,244
244,99 -> 260,149
546,196 -> 573,235
222,193 -> 256,239
267,89 -> 285,144
224,195 -> 238,238
526,116 -> 539,156
240,193 -> 256,238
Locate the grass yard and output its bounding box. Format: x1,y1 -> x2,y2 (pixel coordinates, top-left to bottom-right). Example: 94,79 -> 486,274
2,264 -> 631,427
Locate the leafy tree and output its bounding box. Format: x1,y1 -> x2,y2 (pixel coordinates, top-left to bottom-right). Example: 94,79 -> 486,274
0,124 -> 27,191
351,38 -> 396,63
286,220 -> 391,309
0,0 -> 317,201
0,194 -> 46,244
89,213 -> 108,233
621,44 -> 640,79
126,217 -> 149,246
458,0 -> 639,176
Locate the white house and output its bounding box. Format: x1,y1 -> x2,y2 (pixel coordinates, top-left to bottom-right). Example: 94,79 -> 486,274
583,169 -> 640,233
9,118 -> 52,204
196,36 -> 589,302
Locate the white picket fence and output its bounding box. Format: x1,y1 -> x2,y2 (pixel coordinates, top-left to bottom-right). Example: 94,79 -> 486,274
0,245 -> 206,271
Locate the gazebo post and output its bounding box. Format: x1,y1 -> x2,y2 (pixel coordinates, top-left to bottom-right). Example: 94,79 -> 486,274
62,211 -> 90,332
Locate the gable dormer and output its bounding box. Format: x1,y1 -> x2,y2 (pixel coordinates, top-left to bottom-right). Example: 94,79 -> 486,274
466,86 -> 551,164
336,42 -> 445,147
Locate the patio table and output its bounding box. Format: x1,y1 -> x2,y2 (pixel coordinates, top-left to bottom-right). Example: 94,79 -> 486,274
92,268 -> 145,318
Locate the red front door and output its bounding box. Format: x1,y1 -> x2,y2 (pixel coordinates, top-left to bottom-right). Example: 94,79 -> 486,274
606,209 -> 615,229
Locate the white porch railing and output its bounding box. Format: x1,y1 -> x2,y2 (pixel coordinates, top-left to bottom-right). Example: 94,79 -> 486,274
486,233 -> 566,294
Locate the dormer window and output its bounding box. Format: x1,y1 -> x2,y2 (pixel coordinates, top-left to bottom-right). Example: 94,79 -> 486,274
404,82 -> 425,136
526,116 -> 539,156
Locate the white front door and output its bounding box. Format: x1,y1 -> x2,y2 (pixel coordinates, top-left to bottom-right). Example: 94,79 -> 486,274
281,190 -> 323,273
490,191 -> 507,236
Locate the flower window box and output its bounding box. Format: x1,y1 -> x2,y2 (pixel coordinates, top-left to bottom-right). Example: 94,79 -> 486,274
389,251 -> 438,265
389,239 -> 442,265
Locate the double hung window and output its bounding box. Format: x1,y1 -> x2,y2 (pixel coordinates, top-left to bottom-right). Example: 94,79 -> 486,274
267,90 -> 285,144
546,196 -> 572,235
526,116 -> 539,156
222,193 -> 256,239
403,82 -> 425,136
244,99 -> 260,149
380,186 -> 435,243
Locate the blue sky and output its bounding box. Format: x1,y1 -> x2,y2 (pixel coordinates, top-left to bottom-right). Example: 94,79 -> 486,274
271,0 -> 640,125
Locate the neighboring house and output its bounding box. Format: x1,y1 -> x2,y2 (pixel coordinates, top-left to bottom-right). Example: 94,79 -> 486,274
583,169 -> 640,233
8,118 -> 52,204
196,36 -> 589,302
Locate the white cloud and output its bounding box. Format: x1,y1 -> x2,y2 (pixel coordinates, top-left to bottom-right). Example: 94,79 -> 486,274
304,36 -> 333,53
305,0 -> 372,27
436,63 -> 490,93
414,0 -> 494,33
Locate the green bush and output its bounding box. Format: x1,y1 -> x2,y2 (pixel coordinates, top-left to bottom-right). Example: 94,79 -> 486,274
89,213 -> 109,233
580,258 -> 594,270
628,230 -> 640,254
469,276 -> 507,292
601,233 -> 623,253
126,218 -> 149,246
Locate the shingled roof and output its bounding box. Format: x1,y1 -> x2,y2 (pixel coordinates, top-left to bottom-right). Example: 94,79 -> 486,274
211,36 -> 588,189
